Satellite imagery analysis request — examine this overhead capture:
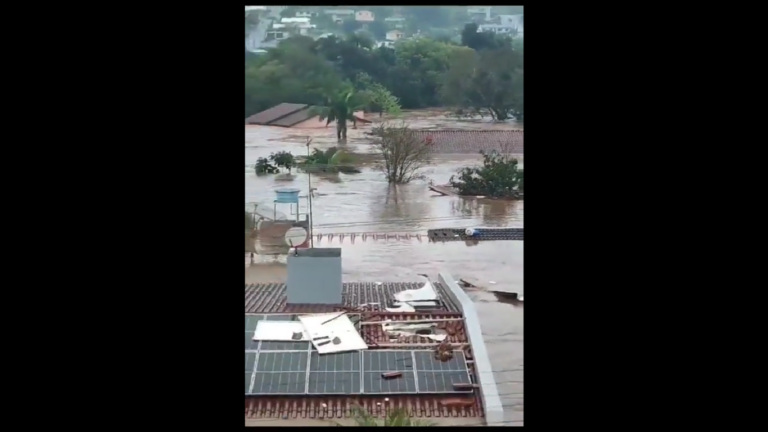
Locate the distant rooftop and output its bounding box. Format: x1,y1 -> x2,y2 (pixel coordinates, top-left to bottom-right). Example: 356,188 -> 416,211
412,130 -> 524,154
245,103 -> 312,127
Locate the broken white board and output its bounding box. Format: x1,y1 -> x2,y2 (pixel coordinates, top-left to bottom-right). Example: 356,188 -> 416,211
381,320 -> 447,342
298,312 -> 368,354
394,276 -> 438,302
253,321 -> 309,341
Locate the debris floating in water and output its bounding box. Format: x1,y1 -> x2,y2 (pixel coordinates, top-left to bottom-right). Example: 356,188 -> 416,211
489,281 -> 497,284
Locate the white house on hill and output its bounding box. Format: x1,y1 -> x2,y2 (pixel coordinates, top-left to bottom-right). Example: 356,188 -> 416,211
355,10 -> 375,22
281,17 -> 311,24
386,30 -> 405,41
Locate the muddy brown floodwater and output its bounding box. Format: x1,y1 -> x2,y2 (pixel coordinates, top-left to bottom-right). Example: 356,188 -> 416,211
245,110 -> 523,425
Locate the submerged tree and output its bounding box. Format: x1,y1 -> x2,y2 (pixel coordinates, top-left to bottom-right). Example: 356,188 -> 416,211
269,151 -> 295,174
449,150 -> 524,199
299,147 -> 360,174
255,157 -> 279,174
372,123 -> 431,184
310,87 -> 368,140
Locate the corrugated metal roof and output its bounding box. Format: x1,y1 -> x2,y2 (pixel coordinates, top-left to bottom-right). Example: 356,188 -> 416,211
268,106 -> 316,127
245,103 -> 309,125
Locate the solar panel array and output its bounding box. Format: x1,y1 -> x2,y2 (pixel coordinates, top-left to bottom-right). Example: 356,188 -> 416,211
245,315 -> 474,396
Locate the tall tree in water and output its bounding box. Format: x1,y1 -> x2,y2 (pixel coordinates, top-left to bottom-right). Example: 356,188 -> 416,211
310,87 -> 368,140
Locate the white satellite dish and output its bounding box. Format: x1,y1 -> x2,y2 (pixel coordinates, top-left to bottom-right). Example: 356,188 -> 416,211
284,227 -> 308,247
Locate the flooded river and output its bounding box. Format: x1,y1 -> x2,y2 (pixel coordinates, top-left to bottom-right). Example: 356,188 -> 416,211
245,111 -> 523,425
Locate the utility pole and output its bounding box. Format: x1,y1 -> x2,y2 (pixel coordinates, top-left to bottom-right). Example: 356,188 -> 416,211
306,137 -> 314,248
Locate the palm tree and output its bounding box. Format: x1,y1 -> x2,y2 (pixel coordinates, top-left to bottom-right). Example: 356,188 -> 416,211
310,88 -> 367,141
334,405 -> 437,427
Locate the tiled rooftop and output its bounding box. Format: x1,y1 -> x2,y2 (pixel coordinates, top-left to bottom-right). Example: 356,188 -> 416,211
244,277 -> 491,422
245,310 -> 482,421
245,103 -> 308,125
245,282 -> 461,314
412,130 -> 524,154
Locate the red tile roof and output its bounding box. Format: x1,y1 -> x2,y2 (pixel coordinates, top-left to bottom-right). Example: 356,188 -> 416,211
412,130 -> 524,154
245,312 -> 482,421
245,282 -> 461,314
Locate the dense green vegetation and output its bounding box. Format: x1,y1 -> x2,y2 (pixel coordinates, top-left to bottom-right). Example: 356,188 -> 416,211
255,148 -> 362,175
269,151 -> 295,173
450,151 -> 524,199
245,23 -> 523,122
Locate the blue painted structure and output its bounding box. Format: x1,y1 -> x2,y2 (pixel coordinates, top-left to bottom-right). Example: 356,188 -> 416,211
274,188 -> 300,204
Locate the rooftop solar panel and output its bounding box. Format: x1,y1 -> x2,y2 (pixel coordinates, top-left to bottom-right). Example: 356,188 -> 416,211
362,350 -> 414,372
256,352 -> 309,372
260,341 -> 311,351
416,371 -> 473,393
245,332 -> 260,351
250,372 -> 307,394
310,351 -> 361,372
244,316 -> 475,396
245,373 -> 254,393
245,352 -> 257,372
363,371 -> 417,394
413,350 -> 468,371
307,371 -> 361,394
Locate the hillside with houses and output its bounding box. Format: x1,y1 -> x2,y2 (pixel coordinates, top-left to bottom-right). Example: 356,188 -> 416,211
245,6 -> 523,52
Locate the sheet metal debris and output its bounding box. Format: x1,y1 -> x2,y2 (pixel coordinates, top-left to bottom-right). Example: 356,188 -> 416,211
298,312 -> 368,354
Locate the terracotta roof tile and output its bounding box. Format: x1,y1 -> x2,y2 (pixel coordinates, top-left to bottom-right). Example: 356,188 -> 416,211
412,130 -> 524,154
245,282 -> 461,313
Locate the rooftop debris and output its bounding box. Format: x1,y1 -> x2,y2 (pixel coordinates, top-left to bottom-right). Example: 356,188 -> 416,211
253,321 -> 309,341
380,319 -> 448,342
435,341 -> 454,362
298,312 -> 368,354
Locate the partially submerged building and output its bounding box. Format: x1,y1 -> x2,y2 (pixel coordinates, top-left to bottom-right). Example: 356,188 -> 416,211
245,103 -> 369,128
245,251 -> 504,426
411,130 -> 524,154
